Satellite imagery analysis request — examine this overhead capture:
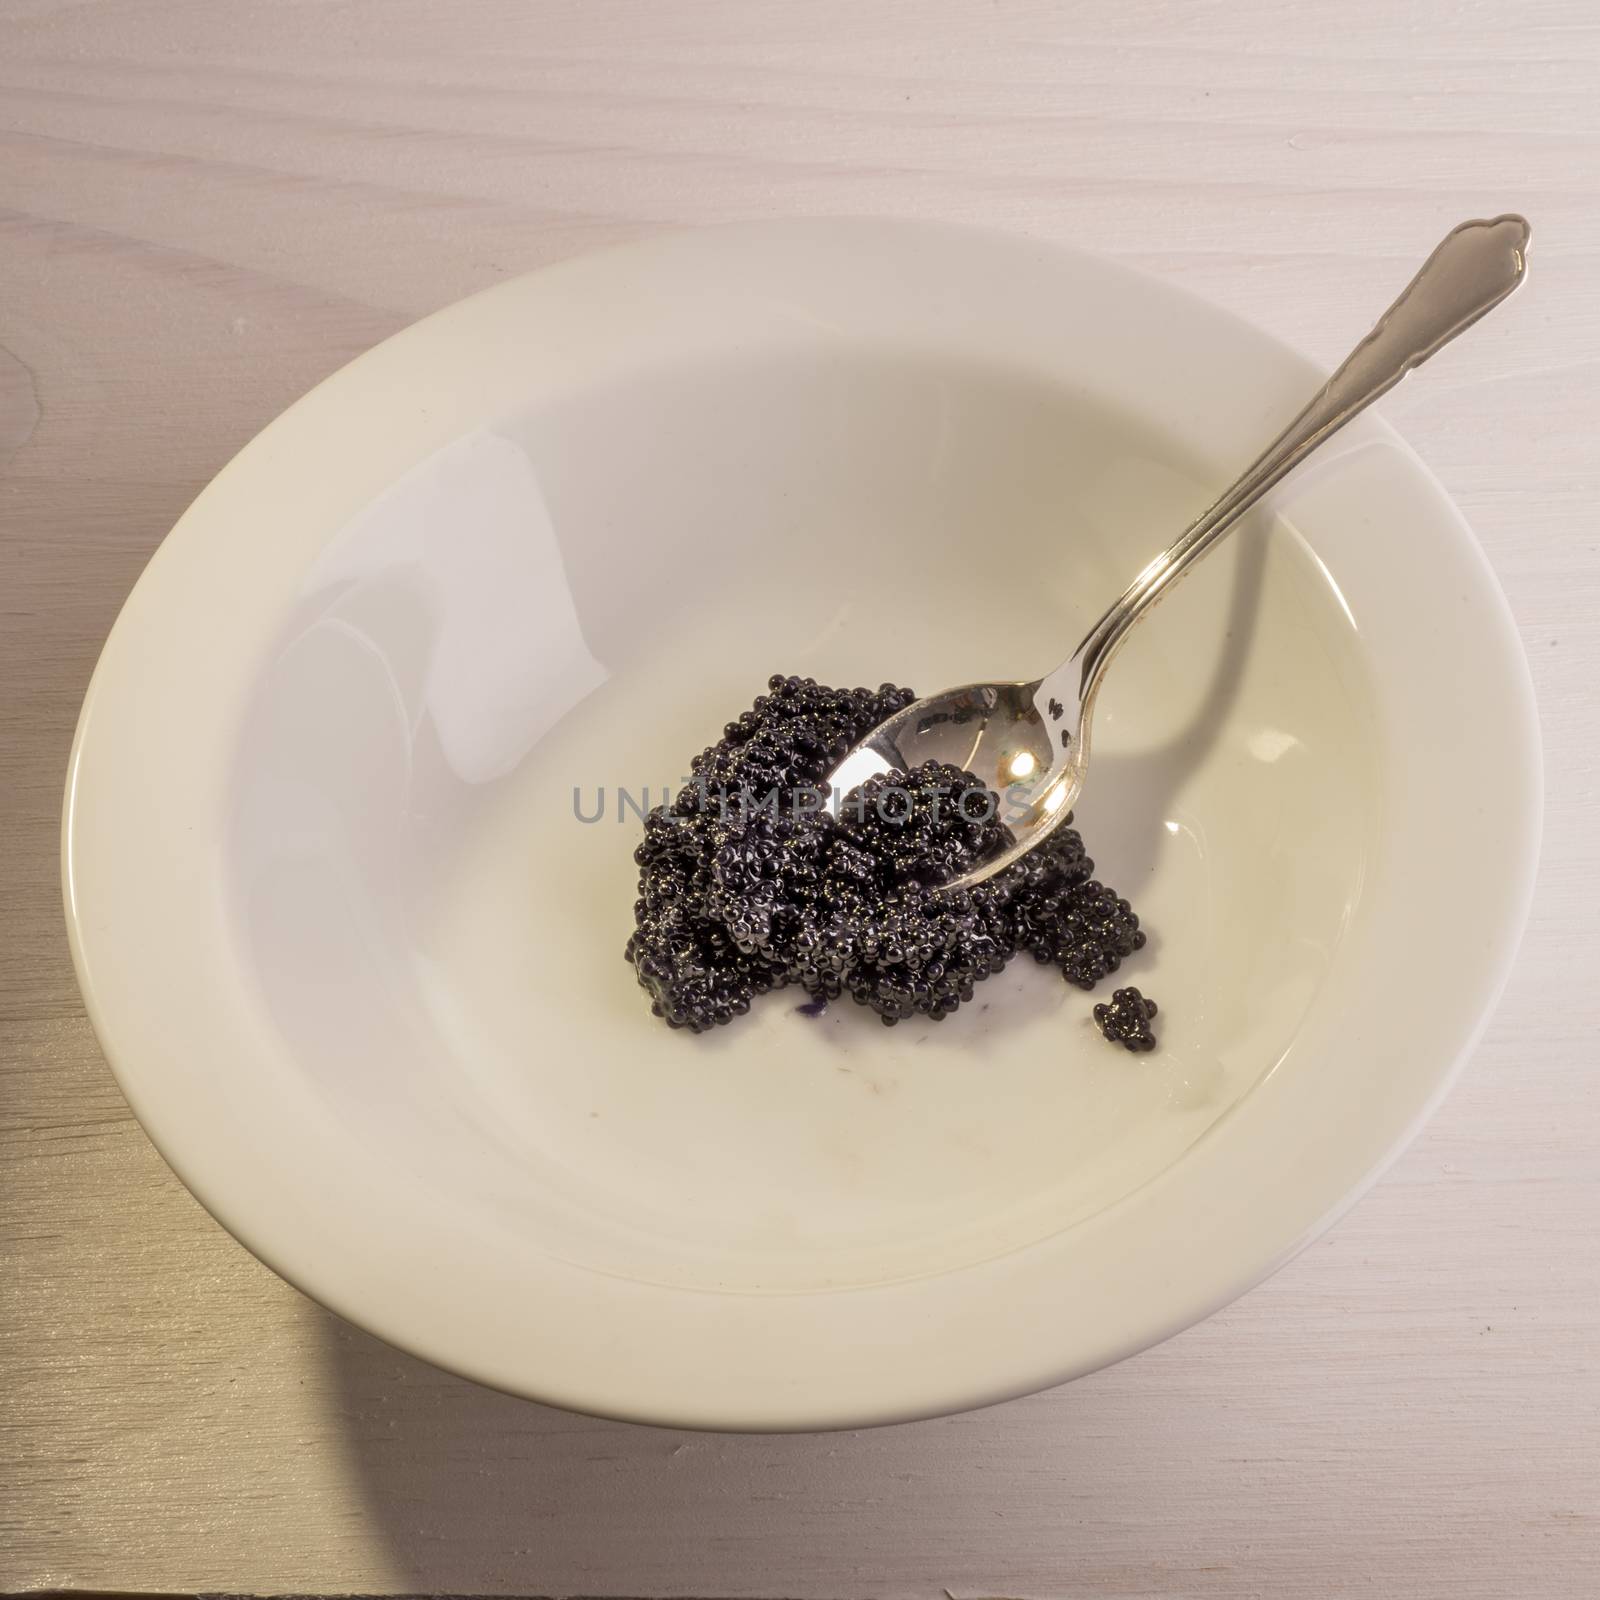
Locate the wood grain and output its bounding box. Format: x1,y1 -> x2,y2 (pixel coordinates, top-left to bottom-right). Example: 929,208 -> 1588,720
2,1 -> 1597,1595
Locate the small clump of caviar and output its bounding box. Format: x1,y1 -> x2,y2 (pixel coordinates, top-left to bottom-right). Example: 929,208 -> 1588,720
1092,987 -> 1159,1052
624,675 -> 1150,1032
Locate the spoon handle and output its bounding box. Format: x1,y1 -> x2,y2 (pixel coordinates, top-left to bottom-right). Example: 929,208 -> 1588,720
1066,215 -> 1531,706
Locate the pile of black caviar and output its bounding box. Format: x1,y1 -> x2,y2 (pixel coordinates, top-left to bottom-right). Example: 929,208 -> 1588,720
625,675 -> 1153,1035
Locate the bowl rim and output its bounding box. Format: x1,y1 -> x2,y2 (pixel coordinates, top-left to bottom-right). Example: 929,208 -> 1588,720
62,218 -> 1542,1430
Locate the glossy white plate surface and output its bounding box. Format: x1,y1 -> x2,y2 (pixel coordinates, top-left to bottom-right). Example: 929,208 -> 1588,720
64,221 -> 1540,1429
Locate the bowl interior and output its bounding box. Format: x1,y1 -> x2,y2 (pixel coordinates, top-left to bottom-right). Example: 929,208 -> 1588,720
227,346 -> 1379,1294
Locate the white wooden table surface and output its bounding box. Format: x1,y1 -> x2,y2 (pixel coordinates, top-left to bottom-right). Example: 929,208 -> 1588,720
3,2 -> 1597,1595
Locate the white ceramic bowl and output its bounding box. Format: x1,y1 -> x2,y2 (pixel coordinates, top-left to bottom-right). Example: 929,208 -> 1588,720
64,221 -> 1540,1430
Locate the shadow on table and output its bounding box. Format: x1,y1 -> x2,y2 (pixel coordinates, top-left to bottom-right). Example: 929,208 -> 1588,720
315,1299 -> 1196,1594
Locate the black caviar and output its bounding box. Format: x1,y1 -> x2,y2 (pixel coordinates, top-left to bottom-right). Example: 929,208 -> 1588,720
1092,987 -> 1159,1052
625,676 -> 1151,1034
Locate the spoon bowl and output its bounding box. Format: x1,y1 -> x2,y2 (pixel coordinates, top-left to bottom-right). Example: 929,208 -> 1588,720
826,678 -> 1089,882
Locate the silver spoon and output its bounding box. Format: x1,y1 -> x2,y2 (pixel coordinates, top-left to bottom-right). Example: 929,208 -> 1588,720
825,214 -> 1531,890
